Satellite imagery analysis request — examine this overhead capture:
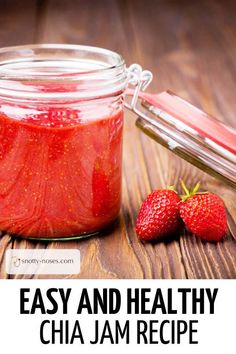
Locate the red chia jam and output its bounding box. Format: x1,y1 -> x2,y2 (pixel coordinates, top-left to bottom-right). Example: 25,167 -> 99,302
0,103 -> 123,238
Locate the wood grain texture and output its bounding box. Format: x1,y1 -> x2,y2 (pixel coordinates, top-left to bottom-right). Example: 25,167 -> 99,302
0,0 -> 235,279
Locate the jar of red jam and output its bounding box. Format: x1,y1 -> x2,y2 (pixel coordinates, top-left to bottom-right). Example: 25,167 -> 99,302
0,44 -> 140,240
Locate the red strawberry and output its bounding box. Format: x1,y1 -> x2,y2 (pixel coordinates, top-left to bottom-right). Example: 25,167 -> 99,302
136,189 -> 181,241
179,182 -> 227,241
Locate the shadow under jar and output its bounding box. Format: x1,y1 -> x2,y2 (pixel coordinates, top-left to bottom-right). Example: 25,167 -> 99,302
0,44 -> 127,240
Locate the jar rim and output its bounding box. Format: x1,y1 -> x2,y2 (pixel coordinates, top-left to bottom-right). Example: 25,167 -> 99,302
0,44 -> 127,101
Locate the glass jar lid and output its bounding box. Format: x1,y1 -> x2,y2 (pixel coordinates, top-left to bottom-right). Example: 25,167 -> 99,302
125,67 -> 236,189
130,91 -> 236,189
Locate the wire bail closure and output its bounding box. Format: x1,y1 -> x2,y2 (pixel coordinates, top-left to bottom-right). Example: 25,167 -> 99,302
125,64 -> 153,112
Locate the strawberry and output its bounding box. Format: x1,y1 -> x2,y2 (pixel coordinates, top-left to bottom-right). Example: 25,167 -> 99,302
136,189 -> 181,241
179,181 -> 227,241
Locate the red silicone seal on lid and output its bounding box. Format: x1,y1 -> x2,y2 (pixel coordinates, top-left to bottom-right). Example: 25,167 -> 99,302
138,90 -> 236,155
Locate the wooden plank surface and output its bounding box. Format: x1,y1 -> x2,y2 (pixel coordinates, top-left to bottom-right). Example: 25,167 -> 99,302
0,0 -> 235,279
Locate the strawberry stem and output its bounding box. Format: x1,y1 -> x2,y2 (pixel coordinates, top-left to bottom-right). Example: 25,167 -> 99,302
180,180 -> 201,201
168,185 -> 176,192
180,180 -> 190,196
192,182 -> 200,194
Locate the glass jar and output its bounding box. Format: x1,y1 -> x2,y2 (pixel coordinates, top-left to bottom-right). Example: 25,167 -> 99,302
0,44 -> 131,240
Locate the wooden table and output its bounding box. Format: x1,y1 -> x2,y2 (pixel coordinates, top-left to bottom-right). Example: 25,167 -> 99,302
0,0 -> 235,279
